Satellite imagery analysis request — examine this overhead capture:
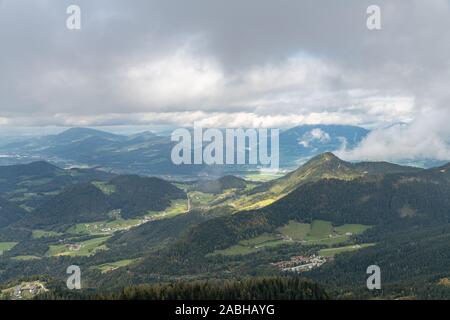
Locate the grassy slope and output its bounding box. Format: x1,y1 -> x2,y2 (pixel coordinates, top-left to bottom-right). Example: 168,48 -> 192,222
0,242 -> 18,255
211,220 -> 372,256
46,236 -> 111,257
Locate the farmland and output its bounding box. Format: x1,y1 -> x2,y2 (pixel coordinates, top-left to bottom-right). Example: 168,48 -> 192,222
46,236 -> 111,257
211,220 -> 372,257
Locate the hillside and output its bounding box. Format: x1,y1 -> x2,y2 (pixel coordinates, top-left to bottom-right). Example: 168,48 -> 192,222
159,155 -> 450,256
0,161 -> 114,211
0,198 -> 27,228
0,161 -> 62,180
0,153 -> 449,299
108,175 -> 187,218
230,152 -> 421,210
16,175 -> 187,230
261,152 -> 422,195
307,223 -> 450,298
191,176 -> 248,194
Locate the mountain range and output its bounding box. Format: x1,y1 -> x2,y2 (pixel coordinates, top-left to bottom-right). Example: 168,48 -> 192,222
1,136 -> 450,299
0,125 -> 369,176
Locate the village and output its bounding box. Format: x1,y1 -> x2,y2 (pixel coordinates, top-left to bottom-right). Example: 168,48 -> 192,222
1,281 -> 47,300
271,255 -> 330,273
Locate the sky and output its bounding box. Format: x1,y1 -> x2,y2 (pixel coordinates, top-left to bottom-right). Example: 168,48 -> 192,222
0,0 -> 450,161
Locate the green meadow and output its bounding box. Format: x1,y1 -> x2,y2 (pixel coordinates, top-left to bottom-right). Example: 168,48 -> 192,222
0,242 -> 18,255
319,243 -> 376,257
46,236 -> 111,257
93,258 -> 141,273
211,220 -> 372,257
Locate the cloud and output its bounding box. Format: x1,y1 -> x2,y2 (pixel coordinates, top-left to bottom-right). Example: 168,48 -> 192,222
0,0 -> 450,162
298,129 -> 331,147
336,109 -> 450,162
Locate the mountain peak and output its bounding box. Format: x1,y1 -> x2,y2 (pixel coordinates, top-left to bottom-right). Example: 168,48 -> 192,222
319,152 -> 340,161
58,127 -> 117,136
54,127 -> 124,142
305,152 -> 343,165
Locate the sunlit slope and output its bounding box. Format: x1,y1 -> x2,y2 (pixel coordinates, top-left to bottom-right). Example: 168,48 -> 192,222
229,152 -> 421,210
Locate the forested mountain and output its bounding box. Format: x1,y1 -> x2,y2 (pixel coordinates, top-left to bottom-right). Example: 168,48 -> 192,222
16,175 -> 186,229
0,161 -> 114,211
0,198 -> 27,228
253,152 -> 422,197
180,156 -> 450,255
307,223 -> 450,299
108,175 -> 187,218
19,183 -> 112,229
0,151 -> 449,300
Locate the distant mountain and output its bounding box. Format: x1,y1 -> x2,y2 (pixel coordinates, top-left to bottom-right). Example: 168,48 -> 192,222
279,125 -> 369,167
1,128 -> 123,154
0,128 -> 181,175
48,127 -> 126,144
0,125 -> 371,176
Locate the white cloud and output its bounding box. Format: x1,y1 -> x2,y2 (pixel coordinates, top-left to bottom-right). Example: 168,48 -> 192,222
123,44 -> 224,108
336,109 -> 450,162
298,128 -> 331,147
1,0 -> 450,163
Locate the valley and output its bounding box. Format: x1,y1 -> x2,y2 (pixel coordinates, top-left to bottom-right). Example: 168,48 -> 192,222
0,127 -> 450,300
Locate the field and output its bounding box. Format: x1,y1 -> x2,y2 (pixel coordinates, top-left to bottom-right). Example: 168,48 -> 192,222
277,221 -> 310,241
305,220 -> 333,239
11,255 -> 41,261
211,220 -> 372,257
188,191 -> 217,208
146,199 -> 188,218
230,194 -> 281,211
209,245 -> 259,256
66,199 -> 188,236
243,172 -> 285,182
284,219 -> 362,246
319,243 -> 376,257
0,242 -> 18,255
46,236 -> 111,257
211,233 -> 285,256
32,230 -> 63,239
239,233 -> 283,246
93,258 -> 141,273
66,217 -> 142,235
92,181 -> 116,195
